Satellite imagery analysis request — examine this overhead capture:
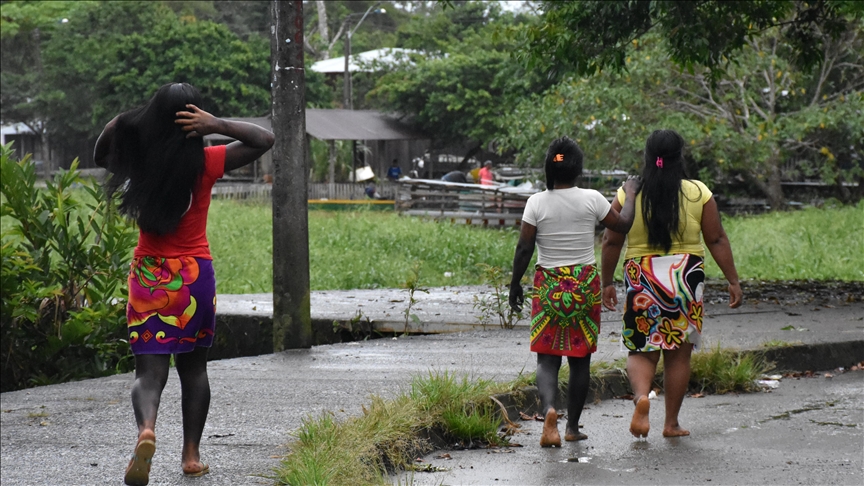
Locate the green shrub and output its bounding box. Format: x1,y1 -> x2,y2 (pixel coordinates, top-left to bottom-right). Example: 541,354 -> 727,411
0,144 -> 137,391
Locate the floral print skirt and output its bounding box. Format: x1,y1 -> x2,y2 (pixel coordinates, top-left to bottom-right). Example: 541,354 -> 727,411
530,264 -> 600,358
127,256 -> 216,355
621,254 -> 704,352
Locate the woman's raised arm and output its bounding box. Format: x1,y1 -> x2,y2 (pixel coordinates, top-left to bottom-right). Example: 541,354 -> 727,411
175,104 -> 275,171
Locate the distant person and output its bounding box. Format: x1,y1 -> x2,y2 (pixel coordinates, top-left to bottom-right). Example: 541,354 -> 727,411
601,129 -> 742,439
509,136 -> 641,447
441,170 -> 468,183
365,181 -> 382,199
94,83 -> 275,485
479,160 -> 495,185
387,159 -> 402,181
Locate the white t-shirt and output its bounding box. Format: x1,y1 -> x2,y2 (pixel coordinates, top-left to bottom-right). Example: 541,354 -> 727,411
521,187 -> 612,268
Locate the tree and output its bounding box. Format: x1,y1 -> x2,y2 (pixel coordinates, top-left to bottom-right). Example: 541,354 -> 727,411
1,1 -> 89,169
20,1 -> 270,165
370,2 -> 548,162
517,0 -> 864,80
498,28 -> 863,208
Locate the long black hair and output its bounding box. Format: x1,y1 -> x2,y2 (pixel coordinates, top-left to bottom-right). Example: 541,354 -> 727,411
104,83 -> 205,235
639,129 -> 695,253
544,136 -> 583,190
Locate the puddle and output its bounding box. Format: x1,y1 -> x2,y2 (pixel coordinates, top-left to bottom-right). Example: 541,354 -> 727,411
561,456 -> 592,463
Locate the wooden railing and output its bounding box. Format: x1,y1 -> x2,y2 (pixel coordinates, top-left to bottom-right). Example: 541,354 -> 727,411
394,179 -> 533,227
210,182 -> 401,201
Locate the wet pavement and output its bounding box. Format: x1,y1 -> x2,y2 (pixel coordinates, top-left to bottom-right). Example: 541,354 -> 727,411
397,369 -> 864,485
1,283 -> 862,485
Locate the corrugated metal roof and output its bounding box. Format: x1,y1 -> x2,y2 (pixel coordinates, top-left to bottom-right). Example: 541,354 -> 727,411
203,110 -> 426,142
306,109 -> 425,141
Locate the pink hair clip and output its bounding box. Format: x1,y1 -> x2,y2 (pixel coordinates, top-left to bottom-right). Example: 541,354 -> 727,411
655,157 -> 664,168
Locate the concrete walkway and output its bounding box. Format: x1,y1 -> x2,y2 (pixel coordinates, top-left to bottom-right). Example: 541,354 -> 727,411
1,284 -> 862,485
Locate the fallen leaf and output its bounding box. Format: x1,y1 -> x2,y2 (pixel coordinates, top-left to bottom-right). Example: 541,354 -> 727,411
519,411 -> 535,421
824,373 -> 833,378
690,393 -> 705,398
436,453 -> 452,460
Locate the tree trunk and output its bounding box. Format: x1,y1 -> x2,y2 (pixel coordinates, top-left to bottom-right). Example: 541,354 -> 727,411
458,143 -> 483,172
764,149 -> 786,210
315,0 -> 330,59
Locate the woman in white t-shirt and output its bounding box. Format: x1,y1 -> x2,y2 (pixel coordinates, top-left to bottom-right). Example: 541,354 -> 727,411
509,136 -> 641,447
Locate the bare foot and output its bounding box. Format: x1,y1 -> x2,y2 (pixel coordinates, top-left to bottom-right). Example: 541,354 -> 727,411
564,430 -> 588,441
630,396 -> 650,438
182,461 -> 210,477
124,430 -> 156,486
539,408 -> 561,447
662,425 -> 690,437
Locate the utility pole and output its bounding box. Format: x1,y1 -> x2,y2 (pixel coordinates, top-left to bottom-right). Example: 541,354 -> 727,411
270,0 -> 312,351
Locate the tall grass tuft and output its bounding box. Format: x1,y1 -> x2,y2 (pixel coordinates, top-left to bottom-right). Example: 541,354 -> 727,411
688,344 -> 773,394
276,371 -> 516,485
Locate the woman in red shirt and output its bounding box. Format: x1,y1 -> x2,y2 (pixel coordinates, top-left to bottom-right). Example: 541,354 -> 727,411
95,83 -> 274,485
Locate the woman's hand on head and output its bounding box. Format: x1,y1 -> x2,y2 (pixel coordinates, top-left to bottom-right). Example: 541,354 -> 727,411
602,285 -> 618,311
175,104 -> 221,138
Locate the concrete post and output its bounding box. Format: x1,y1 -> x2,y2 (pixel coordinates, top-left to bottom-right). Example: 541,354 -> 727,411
270,0 -> 312,351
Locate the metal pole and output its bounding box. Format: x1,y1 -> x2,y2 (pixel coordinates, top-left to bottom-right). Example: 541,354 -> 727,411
270,0 -> 312,351
343,31 -> 351,109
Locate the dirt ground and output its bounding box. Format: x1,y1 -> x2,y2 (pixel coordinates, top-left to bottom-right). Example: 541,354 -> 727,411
703,279 -> 863,305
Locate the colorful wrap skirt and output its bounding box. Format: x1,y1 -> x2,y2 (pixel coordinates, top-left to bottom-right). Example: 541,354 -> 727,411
127,256 -> 216,355
530,264 -> 601,358
621,254 -> 704,352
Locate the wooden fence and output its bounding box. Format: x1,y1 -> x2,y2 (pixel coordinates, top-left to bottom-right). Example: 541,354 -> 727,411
394,179 -> 533,227
211,182 -> 401,201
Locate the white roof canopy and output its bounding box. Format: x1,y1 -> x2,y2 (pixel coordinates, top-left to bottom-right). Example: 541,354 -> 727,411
310,48 -> 420,74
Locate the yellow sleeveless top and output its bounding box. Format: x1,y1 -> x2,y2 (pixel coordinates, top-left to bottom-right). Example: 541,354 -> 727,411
616,179 -> 712,259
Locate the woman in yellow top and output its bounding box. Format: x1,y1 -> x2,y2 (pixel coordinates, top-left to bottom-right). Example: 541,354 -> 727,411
601,129 -> 743,439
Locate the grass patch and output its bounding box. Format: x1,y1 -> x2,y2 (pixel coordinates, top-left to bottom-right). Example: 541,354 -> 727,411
760,340 -> 803,349
207,201 -> 862,294
702,202 -> 864,281
275,371 -> 518,485
207,202 -> 525,294
688,344 -> 774,394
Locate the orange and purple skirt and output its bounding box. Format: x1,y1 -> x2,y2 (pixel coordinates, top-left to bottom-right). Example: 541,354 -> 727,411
530,264 -> 601,357
127,256 -> 216,355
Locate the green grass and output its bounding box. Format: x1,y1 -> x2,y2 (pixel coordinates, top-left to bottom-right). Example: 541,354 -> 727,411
275,371 -> 518,485
208,201 -> 524,294
206,201 -> 863,294
688,344 -> 773,394
702,202 -> 864,281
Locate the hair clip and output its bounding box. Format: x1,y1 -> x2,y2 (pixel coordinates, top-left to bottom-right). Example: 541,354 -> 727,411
553,154 -> 564,162
655,157 -> 664,168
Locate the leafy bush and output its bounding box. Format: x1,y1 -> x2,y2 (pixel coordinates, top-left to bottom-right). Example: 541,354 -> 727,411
0,143 -> 137,391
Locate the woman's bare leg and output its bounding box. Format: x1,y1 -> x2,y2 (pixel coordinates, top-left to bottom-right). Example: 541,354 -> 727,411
661,344 -> 693,437
627,351 -> 660,437
175,347 -> 211,474
564,355 -> 590,441
131,354 -> 170,437
535,353 -> 562,447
